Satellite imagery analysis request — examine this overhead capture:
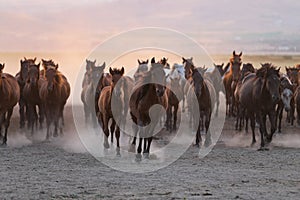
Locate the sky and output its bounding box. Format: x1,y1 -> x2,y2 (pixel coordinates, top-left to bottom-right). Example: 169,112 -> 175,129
0,0 -> 300,54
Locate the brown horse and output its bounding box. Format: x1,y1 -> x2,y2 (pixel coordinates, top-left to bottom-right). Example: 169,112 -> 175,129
98,67 -> 125,155
166,75 -> 183,132
129,57 -> 168,160
0,63 -> 20,144
23,63 -> 44,134
81,62 -> 105,126
295,86 -> 300,125
286,66 -> 299,89
223,51 -> 242,117
39,63 -> 70,139
189,67 -> 213,147
234,63 -> 256,131
15,57 -> 37,128
239,64 -> 280,150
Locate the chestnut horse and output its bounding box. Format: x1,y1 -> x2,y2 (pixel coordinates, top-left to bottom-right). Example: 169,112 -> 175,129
23,63 -> 44,134
0,63 -> 20,144
98,67 -> 125,155
129,57 -> 168,160
239,64 -> 280,150
223,51 -> 242,117
39,63 -> 70,139
15,57 -> 36,128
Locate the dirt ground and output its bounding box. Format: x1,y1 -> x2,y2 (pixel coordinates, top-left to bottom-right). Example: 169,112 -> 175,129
0,105 -> 299,199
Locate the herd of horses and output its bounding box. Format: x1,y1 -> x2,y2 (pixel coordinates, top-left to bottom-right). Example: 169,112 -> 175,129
0,58 -> 70,144
1,51 -> 300,159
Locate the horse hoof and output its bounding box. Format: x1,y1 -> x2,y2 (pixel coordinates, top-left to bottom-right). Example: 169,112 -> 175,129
257,147 -> 269,151
193,143 -> 200,148
143,153 -> 150,159
116,148 -> 121,157
250,141 -> 256,147
135,154 -> 142,162
103,142 -> 110,149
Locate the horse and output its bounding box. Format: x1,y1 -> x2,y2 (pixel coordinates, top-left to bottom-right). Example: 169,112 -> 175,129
189,67 -> 213,147
81,62 -> 105,126
204,63 -> 229,117
129,57 -> 168,160
15,57 -> 37,128
165,69 -> 184,132
276,75 -> 294,132
133,59 -> 149,82
295,86 -> 300,125
23,63 -> 44,134
286,66 -> 299,90
239,64 -> 280,150
223,51 -> 242,117
0,63 -> 20,145
98,67 -> 125,155
234,63 -> 256,131
160,57 -> 170,69
82,59 -> 97,88
39,63 -> 70,139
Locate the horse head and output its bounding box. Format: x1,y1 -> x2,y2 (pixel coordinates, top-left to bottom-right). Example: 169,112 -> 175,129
45,63 -> 59,92
257,63 -> 280,103
192,68 -> 204,97
160,57 -> 170,69
150,57 -> 166,97
285,66 -> 299,87
86,59 -> 96,72
230,51 -> 242,81
27,63 -> 40,87
241,63 -> 255,80
20,57 -> 36,82
182,57 -> 194,79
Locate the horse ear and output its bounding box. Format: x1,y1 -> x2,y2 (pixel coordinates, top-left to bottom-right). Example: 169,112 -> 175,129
138,59 -> 141,65
93,60 -> 96,65
42,59 -> 45,63
221,63 -> 224,67
0,63 -> 4,71
55,64 -> 58,70
109,67 -> 113,75
37,63 -> 40,70
260,63 -> 264,67
233,51 -> 236,56
33,57 -> 37,62
86,59 -> 88,63
190,57 -> 193,61
213,63 -> 217,67
146,59 -> 149,63
151,57 -> 155,64
285,66 -> 289,73
102,62 -> 106,68
239,52 -> 242,57
121,67 -> 125,75
24,57 -> 27,60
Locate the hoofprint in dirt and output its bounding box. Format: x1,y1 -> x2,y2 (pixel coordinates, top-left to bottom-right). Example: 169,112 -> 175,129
0,105 -> 299,199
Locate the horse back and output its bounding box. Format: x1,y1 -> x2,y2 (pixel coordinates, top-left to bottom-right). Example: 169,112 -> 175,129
0,73 -> 20,110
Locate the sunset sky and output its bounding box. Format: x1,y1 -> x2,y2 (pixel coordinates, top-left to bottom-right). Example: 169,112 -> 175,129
1,0 -> 300,54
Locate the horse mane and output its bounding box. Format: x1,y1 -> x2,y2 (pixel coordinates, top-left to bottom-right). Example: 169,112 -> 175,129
256,63 -> 280,78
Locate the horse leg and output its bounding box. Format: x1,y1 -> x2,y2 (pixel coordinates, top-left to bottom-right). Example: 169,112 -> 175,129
45,113 -> 51,140
144,137 -> 153,159
290,99 -> 295,126
215,92 -> 219,117
102,116 -> 110,149
277,106 -> 283,133
266,111 -> 277,144
257,113 -> 266,149
249,113 -> 256,146
166,106 -> 171,132
115,123 -> 121,156
19,98 -> 26,129
136,137 -> 143,161
173,104 -> 178,131
110,119 -> 115,143
38,104 -> 44,129
3,109 -> 13,145
195,122 -> 201,147
204,114 -> 212,147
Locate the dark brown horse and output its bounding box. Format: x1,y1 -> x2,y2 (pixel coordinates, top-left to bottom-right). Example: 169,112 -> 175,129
81,62 -> 105,126
223,51 -> 242,117
39,63 -> 70,139
98,67 -> 125,155
0,63 -> 20,144
239,64 -> 280,149
189,67 -> 213,147
166,75 -> 183,132
234,63 -> 256,131
129,57 -> 168,160
23,63 -> 44,134
15,57 -> 36,128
